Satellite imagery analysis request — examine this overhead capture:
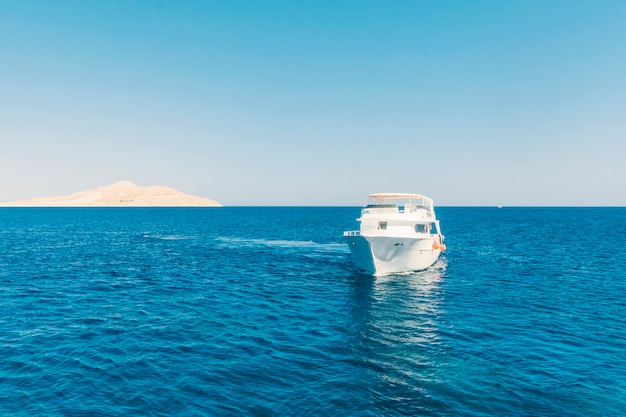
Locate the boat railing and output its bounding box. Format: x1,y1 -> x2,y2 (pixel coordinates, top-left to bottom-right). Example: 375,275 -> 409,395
368,196 -> 433,210
343,231 -> 360,237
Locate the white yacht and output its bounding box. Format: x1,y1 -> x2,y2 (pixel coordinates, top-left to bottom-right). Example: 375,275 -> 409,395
343,193 -> 445,275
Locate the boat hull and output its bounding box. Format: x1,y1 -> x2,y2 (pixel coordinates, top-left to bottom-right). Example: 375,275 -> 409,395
344,234 -> 441,275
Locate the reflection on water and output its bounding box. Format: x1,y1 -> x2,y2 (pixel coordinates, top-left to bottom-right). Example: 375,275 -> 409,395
347,259 -> 450,415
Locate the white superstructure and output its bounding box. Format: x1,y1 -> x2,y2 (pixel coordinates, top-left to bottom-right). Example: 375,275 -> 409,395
343,193 -> 445,275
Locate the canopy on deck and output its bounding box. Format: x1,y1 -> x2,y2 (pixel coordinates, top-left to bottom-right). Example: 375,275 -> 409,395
368,193 -> 428,200
367,193 -> 434,210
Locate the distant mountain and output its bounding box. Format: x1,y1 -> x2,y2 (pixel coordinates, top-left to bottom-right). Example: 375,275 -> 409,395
0,180 -> 222,207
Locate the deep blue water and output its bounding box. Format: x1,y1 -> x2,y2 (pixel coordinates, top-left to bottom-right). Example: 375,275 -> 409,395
1,207 -> 625,416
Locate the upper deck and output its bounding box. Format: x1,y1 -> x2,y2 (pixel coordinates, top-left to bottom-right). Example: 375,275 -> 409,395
366,193 -> 433,211
361,193 -> 435,218
345,193 -> 441,237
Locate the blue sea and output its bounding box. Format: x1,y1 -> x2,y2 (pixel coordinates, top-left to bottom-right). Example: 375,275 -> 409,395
1,207 -> 625,416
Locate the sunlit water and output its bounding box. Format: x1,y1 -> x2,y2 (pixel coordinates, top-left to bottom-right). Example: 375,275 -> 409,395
1,207 -> 624,416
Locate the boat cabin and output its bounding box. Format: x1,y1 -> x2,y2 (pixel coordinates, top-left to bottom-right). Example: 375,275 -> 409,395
355,193 -> 441,237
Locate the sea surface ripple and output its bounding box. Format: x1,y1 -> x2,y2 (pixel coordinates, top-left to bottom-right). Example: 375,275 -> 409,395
0,207 -> 625,416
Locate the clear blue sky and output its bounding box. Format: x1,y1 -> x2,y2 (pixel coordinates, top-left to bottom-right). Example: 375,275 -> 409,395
1,0 -> 625,206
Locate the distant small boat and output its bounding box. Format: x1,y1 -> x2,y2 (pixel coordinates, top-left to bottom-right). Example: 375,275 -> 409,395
343,193 -> 445,275
497,205 -> 503,209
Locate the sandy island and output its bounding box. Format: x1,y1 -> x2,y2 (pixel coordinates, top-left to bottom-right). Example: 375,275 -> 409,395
0,180 -> 222,207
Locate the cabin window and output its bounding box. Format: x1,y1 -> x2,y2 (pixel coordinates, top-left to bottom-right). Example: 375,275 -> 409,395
378,221 -> 388,230
414,224 -> 426,233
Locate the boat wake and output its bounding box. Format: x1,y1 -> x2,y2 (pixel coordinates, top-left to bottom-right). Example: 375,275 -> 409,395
212,237 -> 353,274
141,233 -> 198,241
214,236 -> 349,254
